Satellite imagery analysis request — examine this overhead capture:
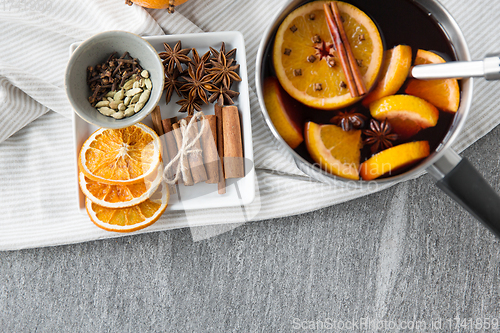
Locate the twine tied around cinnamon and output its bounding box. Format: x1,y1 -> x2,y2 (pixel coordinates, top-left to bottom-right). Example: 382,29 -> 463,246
162,111 -> 206,185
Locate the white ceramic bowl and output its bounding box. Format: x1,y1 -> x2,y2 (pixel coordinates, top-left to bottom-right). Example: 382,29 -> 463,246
65,31 -> 164,129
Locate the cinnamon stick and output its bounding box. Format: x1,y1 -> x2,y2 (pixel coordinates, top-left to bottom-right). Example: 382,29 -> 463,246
182,116 -> 207,184
330,2 -> 367,95
200,115 -> 219,184
151,106 -> 169,163
215,100 -> 226,194
323,3 -> 358,97
162,117 -> 179,185
151,107 -> 176,193
151,106 -> 164,137
222,106 -> 244,179
162,117 -> 178,162
172,121 -> 194,186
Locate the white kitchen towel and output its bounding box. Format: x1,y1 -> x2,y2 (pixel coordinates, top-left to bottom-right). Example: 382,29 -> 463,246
0,0 -> 499,250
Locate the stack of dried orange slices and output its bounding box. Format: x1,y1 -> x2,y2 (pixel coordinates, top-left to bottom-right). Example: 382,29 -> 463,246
78,123 -> 169,232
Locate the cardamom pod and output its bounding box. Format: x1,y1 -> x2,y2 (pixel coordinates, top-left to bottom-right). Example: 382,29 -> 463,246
118,103 -> 126,111
114,89 -> 125,101
123,96 -> 131,106
95,100 -> 110,108
130,94 -> 140,104
126,88 -> 142,97
144,78 -> 152,90
123,78 -> 135,91
141,70 -> 149,78
124,107 -> 135,117
111,111 -> 125,119
138,90 -> 150,104
134,102 -> 145,112
98,107 -> 115,116
109,101 -> 120,109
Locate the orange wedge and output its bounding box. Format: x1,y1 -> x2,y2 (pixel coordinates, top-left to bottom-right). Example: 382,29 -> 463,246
362,45 -> 412,106
405,49 -> 460,112
79,123 -> 161,185
264,77 -> 304,149
370,95 -> 439,140
305,121 -> 362,180
86,182 -> 169,232
79,163 -> 163,209
273,1 -> 384,110
360,141 -> 430,180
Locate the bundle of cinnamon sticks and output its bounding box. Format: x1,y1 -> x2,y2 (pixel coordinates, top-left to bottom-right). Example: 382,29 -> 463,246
324,2 -> 366,98
151,105 -> 244,195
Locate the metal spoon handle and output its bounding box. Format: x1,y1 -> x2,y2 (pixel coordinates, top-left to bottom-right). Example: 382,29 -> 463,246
410,56 -> 500,80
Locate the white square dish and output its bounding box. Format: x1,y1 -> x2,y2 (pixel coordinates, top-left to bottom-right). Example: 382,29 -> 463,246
71,31 -> 255,213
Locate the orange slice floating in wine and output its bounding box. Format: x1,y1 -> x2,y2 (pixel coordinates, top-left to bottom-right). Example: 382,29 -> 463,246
405,49 -> 460,113
305,121 -> 363,180
273,1 -> 384,110
369,95 -> 439,140
263,77 -> 304,149
362,45 -> 412,107
360,141 -> 430,180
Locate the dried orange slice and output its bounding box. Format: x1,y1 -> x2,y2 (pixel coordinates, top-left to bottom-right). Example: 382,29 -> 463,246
263,77 -> 304,149
360,141 -> 430,180
86,182 -> 169,232
362,45 -> 412,106
370,95 -> 439,140
273,1 -> 383,110
79,163 -> 163,209
405,49 -> 460,113
79,123 -> 161,185
305,122 -> 362,180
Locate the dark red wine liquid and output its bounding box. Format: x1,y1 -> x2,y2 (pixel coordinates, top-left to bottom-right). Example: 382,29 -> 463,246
261,0 -> 459,175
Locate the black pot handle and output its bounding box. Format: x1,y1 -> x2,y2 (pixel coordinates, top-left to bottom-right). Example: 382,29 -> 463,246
428,149 -> 500,238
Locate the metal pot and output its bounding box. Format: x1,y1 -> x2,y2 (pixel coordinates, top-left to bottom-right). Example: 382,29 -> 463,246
255,0 -> 500,237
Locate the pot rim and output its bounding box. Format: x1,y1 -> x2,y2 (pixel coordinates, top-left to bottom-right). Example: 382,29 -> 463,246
255,0 -> 473,188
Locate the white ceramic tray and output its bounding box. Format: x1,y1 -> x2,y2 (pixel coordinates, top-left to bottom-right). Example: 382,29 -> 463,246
71,32 -> 255,213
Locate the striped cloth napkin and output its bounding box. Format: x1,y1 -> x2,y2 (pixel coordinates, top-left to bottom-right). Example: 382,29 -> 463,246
1,0 -> 499,250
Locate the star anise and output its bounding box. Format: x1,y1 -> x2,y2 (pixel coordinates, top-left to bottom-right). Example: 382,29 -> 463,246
190,48 -> 211,69
159,41 -> 191,73
205,51 -> 242,89
179,63 -> 216,104
207,84 -> 240,105
176,95 -> 202,116
330,108 -> 367,131
164,68 -> 183,104
363,119 -> 398,153
210,42 -> 236,61
314,41 -> 335,62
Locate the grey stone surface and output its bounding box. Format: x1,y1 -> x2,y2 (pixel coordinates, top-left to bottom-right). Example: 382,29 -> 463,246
1,126 -> 500,332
